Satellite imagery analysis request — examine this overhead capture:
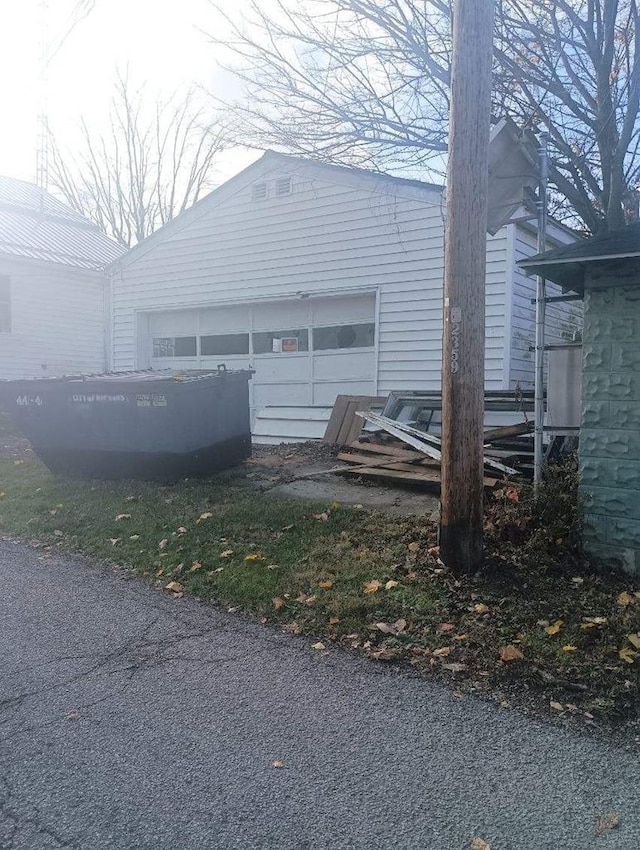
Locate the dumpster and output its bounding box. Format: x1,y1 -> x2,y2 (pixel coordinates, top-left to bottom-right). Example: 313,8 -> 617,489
0,367 -> 253,481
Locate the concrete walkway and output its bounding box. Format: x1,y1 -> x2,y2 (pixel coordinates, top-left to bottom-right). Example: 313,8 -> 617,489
0,540 -> 637,849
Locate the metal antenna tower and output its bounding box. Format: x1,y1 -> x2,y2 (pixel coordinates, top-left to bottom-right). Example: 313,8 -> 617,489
36,0 -> 51,190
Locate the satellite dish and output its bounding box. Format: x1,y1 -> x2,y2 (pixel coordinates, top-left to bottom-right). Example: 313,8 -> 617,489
487,117 -> 540,235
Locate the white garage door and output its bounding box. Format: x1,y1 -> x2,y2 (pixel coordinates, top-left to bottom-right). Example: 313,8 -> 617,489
145,294 -> 377,409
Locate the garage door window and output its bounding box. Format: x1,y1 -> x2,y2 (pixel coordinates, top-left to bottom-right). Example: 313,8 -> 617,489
153,336 -> 197,357
313,323 -> 375,351
252,329 -> 309,354
200,333 -> 250,356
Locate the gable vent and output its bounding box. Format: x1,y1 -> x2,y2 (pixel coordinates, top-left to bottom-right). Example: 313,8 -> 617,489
252,182 -> 268,201
275,177 -> 292,197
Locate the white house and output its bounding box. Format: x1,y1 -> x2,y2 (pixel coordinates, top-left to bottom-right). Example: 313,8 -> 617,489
108,153 -> 580,436
0,176 -> 123,380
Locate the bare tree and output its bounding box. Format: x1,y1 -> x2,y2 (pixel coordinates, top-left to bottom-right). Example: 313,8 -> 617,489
50,74 -> 228,247
210,0 -> 640,233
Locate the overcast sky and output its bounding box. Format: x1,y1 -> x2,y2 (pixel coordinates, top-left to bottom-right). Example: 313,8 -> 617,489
0,0 -> 259,185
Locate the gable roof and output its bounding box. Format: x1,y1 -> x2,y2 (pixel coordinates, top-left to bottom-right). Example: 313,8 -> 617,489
0,176 -> 124,271
518,222 -> 640,292
109,150 -> 444,272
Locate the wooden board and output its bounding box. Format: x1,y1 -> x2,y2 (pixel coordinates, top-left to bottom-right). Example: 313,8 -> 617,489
483,421 -> 533,442
322,395 -> 386,445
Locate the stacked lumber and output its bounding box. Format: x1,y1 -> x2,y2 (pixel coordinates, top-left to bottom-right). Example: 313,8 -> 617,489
336,414 -> 534,489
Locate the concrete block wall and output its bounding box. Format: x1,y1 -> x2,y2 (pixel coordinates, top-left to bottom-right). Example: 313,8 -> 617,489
580,276 -> 640,576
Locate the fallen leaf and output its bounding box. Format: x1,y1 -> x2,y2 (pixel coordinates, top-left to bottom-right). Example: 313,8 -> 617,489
272,597 -> 285,611
619,647 -> 638,664
109,538 -> 121,547
506,487 -> 519,502
499,645 -> 524,662
394,618 -> 407,632
220,549 -> 234,558
158,539 -> 168,550
329,502 -> 342,510
129,534 -> 140,541
114,514 -> 131,521
272,760 -> 284,769
580,622 -> 597,631
627,633 -> 640,649
312,512 -> 329,522
197,512 -> 213,523
385,580 -> 399,590
266,564 -> 280,570
571,576 -> 584,585
375,622 -> 397,634
473,603 -> 490,615
13,460 -> 24,466
244,553 -> 265,561
53,530 -> 63,537
583,616 -> 608,625
282,622 -> 301,634
596,813 -> 620,836
562,644 -> 578,652
550,701 -> 564,712
281,524 -> 294,532
442,662 -> 467,673
454,633 -> 468,641
433,647 -> 451,657
544,619 -> 564,636
318,580 -> 334,590
329,617 -> 340,625
64,710 -> 80,721
363,579 -> 381,594
471,838 -> 491,850
190,561 -> 203,571
295,592 -> 314,605
49,508 -> 58,515
164,580 -> 184,593
617,591 -> 635,607
438,623 -> 456,633
176,526 -> 187,535
407,542 -> 420,553
0,492 -> 5,499
311,641 -> 325,650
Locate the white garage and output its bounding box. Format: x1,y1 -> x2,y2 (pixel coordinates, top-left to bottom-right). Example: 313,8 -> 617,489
140,293 -> 377,410
108,151 -> 580,439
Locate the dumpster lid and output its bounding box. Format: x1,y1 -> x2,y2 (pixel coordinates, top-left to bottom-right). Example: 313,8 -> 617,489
1,367 -> 253,386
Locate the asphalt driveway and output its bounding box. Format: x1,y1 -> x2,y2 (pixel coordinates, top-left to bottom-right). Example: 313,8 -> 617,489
0,539 -> 638,850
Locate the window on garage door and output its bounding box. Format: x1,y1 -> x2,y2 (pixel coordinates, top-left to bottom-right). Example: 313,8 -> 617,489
312,323 -> 375,351
252,329 -> 309,354
152,336 -> 197,357
200,333 -> 250,356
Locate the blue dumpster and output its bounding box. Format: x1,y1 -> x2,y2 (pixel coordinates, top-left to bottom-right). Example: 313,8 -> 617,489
0,367 -> 253,481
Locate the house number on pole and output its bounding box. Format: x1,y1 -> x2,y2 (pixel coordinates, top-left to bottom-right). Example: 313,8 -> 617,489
450,306 -> 462,374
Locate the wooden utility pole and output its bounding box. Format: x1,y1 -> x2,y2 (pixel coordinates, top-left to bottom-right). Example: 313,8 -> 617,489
439,0 -> 495,573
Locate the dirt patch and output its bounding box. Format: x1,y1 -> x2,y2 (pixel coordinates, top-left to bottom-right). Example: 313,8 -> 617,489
246,441 -> 440,516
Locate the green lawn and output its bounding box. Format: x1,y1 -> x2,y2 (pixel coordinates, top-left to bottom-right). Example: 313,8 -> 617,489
1,452 -> 639,728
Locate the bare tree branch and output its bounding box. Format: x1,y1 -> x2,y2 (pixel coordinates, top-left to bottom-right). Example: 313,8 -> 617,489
209,0 -> 640,232
49,74 -> 229,247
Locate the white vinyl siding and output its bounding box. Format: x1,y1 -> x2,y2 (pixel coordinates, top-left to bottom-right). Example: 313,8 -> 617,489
0,258 -> 106,379
111,161 -> 515,398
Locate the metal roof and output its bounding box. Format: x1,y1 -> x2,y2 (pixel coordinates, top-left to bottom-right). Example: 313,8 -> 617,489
0,176 -> 123,270
518,222 -> 640,293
